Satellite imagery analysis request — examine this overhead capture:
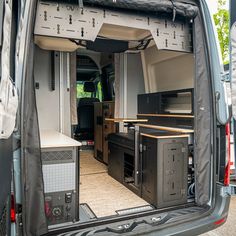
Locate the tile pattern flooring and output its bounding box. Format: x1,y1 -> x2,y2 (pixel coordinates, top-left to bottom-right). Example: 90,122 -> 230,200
79,150 -> 148,218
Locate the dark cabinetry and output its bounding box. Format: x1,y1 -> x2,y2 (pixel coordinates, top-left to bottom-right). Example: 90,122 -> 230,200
94,101 -> 115,164
141,135 -> 188,208
108,132 -> 189,208
108,133 -> 135,182
103,102 -> 115,164
108,133 -> 140,195
138,89 -> 193,115
94,103 -> 103,160
138,93 -> 160,114
108,142 -> 124,183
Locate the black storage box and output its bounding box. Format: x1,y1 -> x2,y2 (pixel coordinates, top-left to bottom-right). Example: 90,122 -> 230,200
107,133 -> 134,184
141,134 -> 188,208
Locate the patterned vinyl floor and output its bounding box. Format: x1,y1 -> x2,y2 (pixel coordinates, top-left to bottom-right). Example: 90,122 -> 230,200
79,150 -> 148,218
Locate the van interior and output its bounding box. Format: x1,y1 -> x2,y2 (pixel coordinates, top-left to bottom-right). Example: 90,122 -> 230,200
33,1 -> 195,228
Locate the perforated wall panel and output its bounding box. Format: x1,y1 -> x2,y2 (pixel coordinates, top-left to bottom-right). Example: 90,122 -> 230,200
42,163 -> 76,193
42,150 -> 73,163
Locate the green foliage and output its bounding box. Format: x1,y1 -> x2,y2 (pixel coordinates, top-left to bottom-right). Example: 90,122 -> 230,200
76,81 -> 102,101
213,0 -> 229,64
97,81 -> 103,101
76,83 -> 91,98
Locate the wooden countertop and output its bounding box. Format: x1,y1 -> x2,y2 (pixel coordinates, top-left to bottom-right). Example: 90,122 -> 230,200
40,130 -> 82,148
105,118 -> 148,123
137,114 -> 194,118
141,133 -> 190,139
136,124 -> 194,134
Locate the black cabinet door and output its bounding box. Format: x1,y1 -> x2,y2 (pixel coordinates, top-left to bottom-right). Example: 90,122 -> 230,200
138,93 -> 160,114
108,143 -> 124,183
162,142 -> 187,202
141,137 -> 157,205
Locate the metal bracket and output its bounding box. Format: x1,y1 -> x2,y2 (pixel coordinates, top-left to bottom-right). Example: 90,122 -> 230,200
34,1 -> 192,52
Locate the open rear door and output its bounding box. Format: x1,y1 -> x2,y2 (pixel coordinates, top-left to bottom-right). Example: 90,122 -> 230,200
230,0 -> 236,193
0,138 -> 12,235
0,0 -> 18,234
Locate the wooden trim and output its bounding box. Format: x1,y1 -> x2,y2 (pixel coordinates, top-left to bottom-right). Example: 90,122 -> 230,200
137,114 -> 194,118
136,124 -> 194,133
141,133 -> 190,139
105,118 -> 148,123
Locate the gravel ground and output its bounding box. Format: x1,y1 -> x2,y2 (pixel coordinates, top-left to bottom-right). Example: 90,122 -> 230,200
200,196 -> 236,236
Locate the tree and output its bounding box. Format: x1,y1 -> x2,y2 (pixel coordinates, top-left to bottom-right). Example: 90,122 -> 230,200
213,0 -> 229,65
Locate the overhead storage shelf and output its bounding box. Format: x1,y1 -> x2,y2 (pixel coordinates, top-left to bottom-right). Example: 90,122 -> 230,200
34,0 -> 193,52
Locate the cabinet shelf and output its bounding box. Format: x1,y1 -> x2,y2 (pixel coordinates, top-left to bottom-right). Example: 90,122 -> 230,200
137,114 -> 194,119
136,124 -> 194,134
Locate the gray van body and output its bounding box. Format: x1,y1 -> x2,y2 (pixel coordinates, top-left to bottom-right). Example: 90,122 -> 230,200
0,0 -> 234,235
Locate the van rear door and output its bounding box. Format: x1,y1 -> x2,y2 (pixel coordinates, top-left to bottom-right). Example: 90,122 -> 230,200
230,0 -> 236,193
0,138 -> 12,235
0,0 -> 18,234
0,1 -> 11,235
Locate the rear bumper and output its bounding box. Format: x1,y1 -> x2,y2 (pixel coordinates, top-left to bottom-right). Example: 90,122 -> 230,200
136,184 -> 231,236
46,184 -> 231,236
